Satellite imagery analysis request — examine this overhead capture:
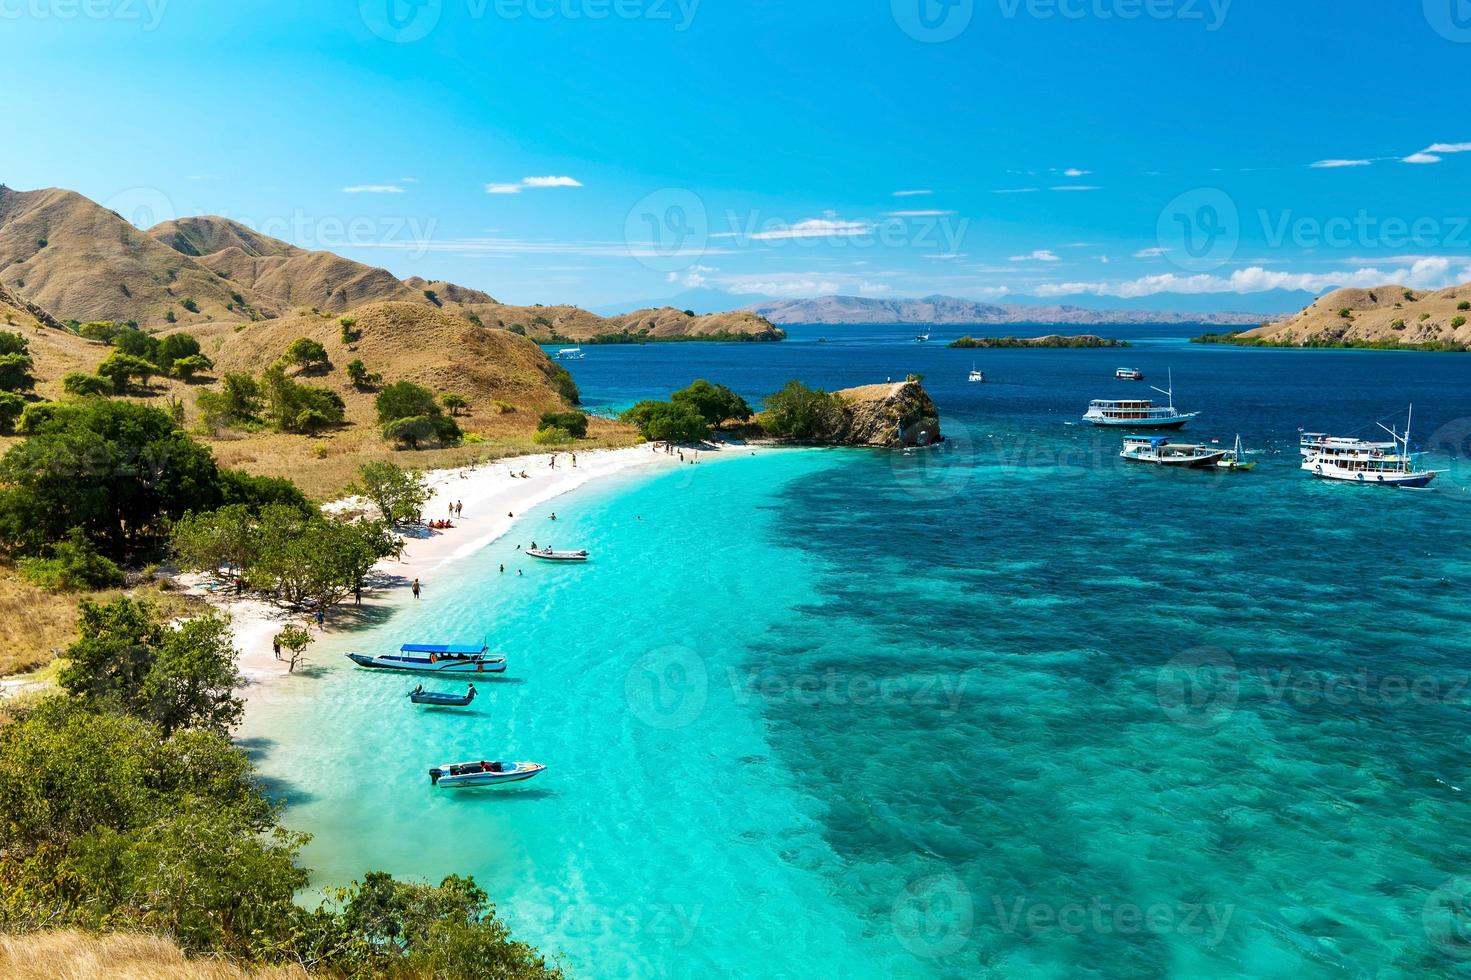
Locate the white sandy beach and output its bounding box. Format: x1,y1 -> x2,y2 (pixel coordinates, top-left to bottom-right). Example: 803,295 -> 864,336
186,443 -> 746,690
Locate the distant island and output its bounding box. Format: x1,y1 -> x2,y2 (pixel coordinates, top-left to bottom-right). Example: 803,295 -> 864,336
948,334 -> 1129,349
1192,284 -> 1471,352
744,294 -> 1272,327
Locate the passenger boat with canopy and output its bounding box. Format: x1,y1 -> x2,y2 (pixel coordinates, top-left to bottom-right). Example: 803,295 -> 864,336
1301,407 -> 1440,488
347,643 -> 507,675
1083,371 -> 1199,429
1119,436 -> 1227,468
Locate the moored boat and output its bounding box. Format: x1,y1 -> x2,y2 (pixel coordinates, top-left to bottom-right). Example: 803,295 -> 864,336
968,363 -> 985,383
1084,371 -> 1198,429
1120,436 -> 1227,468
1115,367 -> 1145,381
527,548 -> 589,562
914,328 -> 931,343
409,684 -> 477,706
1301,407 -> 1440,488
348,643 -> 507,675
555,347 -> 585,360
429,760 -> 546,788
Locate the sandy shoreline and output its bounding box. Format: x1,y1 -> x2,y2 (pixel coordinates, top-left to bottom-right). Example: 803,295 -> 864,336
184,442 -> 751,691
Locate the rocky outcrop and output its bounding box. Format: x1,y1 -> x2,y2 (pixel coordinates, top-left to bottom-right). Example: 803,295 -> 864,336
835,380 -> 941,448
0,281 -> 63,329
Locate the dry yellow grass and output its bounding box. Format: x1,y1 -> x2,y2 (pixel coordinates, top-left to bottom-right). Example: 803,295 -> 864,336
0,931 -> 308,980
1242,283 -> 1471,347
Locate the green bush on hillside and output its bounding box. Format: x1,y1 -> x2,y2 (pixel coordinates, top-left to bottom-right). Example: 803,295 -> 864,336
17,528 -> 126,592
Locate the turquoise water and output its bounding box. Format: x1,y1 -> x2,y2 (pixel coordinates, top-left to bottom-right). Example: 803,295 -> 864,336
244,330 -> 1471,977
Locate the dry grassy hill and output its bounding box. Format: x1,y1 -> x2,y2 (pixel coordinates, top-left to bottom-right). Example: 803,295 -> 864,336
0,186 -> 262,327
470,301 -> 783,342
0,931 -> 308,979
1235,283 -> 1471,348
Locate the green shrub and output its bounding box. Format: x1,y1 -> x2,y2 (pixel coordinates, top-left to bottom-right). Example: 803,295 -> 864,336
671,380 -> 752,427
97,352 -> 158,391
533,426 -> 574,446
538,410 -> 588,438
760,380 -> 849,441
1337,308 -> 1352,319
0,391 -> 25,433
442,392 -> 468,416
282,336 -> 330,373
621,400 -> 709,442
1459,301 -> 1471,311
17,528 -> 126,591
375,381 -> 461,447
63,372 -> 114,397
262,366 -> 345,434
346,358 -> 382,389
180,297 -> 200,313
171,353 -> 214,380
1454,316 -> 1468,329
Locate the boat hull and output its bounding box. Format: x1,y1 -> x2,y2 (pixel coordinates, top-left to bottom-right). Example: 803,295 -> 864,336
348,653 -> 507,674
430,762 -> 545,788
1089,415 -> 1195,429
1121,451 -> 1227,468
527,550 -> 588,562
1304,465 -> 1437,488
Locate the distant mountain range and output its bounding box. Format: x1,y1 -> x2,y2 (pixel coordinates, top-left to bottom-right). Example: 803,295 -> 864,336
741,295 -> 1280,327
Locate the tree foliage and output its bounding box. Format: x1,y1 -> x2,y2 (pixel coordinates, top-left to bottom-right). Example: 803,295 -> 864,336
262,365 -> 345,434
197,372 -> 263,430
16,527 -> 126,591
97,352 -> 157,391
672,379 -> 752,427
282,336 -> 330,373
621,399 -> 710,443
760,380 -> 849,440
537,410 -> 588,438
354,460 -> 430,525
62,371 -> 114,397
376,381 -> 461,448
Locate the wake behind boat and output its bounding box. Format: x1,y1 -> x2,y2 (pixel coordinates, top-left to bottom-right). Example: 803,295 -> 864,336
348,643 -> 508,675
527,548 -> 589,562
429,760 -> 546,788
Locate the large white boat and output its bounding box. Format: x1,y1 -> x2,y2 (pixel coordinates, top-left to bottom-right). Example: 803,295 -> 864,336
1301,408 -> 1440,488
555,347 -> 585,360
1115,367 -> 1145,381
1119,435 -> 1227,468
1084,372 -> 1199,429
968,363 -> 985,383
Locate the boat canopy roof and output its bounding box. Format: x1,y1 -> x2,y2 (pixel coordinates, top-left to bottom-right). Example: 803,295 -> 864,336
1124,435 -> 1171,445
401,643 -> 486,655
1089,399 -> 1155,408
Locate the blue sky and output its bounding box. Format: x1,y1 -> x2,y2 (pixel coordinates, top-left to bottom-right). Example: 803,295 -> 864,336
3,0 -> 1470,309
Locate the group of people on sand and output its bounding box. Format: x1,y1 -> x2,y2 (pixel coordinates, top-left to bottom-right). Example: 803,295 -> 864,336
547,453 -> 578,469
428,501 -> 464,530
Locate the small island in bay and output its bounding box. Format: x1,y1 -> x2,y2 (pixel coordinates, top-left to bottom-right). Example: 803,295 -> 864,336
948,334 -> 1129,349
1193,283 -> 1471,352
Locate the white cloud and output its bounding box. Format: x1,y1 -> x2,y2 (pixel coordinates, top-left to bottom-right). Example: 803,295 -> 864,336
1062,168 -> 1091,177
1310,159 -> 1371,168
1009,249 -> 1060,263
486,176 -> 583,194
1051,185 -> 1100,192
342,184 -> 405,194
1403,153 -> 1442,165
725,278 -> 841,296
885,209 -> 954,218
892,189 -> 933,197
1133,247 -> 1169,258
666,263 -> 716,289
1403,142 -> 1471,165
1031,257 -> 1461,299
858,282 -> 891,296
716,219 -> 874,241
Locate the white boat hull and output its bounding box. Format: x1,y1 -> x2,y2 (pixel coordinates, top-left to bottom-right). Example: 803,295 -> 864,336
348,653 -> 507,674
1302,461 -> 1437,487
430,761 -> 545,788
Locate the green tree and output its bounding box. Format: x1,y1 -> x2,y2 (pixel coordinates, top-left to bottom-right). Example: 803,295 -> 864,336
537,410 -> 588,438
248,508 -> 393,610
0,351 -> 36,392
156,332 -> 202,371
171,353 -> 215,380
171,504 -> 260,579
262,365 -> 346,434
282,336 -> 330,373
672,379 -> 752,427
0,330 -> 29,356
17,527 -> 125,591
354,460 -> 430,525
197,372 -> 263,429
57,598 -> 244,736
376,381 -> 460,447
346,358 -> 382,390
760,380 -> 848,441
97,352 -> 158,391
339,316 -> 360,343
442,392 -> 468,416
621,400 -> 709,442
115,327 -> 161,362
62,371 -> 114,397
0,391 -> 24,433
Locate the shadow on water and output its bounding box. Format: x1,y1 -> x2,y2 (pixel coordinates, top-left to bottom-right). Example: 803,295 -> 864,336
448,787 -> 559,803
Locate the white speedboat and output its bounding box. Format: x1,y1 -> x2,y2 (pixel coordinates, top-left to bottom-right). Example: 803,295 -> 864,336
1120,436 -> 1227,468
968,364 -> 985,383
555,347 -> 585,360
429,760 -> 546,788
1116,367 -> 1145,381
527,548 -> 589,562
348,643 -> 507,675
1084,371 -> 1198,429
1302,407 -> 1440,488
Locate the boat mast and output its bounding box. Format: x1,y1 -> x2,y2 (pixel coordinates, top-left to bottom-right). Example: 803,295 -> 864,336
1150,369 -> 1175,410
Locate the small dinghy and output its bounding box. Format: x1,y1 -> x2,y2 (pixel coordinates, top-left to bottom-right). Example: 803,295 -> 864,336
409,684 -> 476,707
348,643 -> 507,675
527,548 -> 589,562
429,760 -> 546,788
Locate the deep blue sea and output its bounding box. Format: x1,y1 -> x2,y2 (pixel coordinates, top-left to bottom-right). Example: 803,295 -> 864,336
244,323 -> 1471,978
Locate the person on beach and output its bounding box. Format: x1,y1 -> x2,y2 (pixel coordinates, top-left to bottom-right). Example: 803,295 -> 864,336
354,583 -> 362,605
550,455 -> 557,469
315,607 -> 325,628
272,636 -> 281,659
411,578 -> 421,599
235,577 -> 245,596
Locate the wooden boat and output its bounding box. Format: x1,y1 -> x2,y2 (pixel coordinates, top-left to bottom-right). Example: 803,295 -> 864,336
1301,407 -> 1440,488
527,548 -> 589,562
347,643 -> 507,675
1116,367 -> 1145,381
409,684 -> 477,707
1119,436 -> 1227,468
429,760 -> 546,788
